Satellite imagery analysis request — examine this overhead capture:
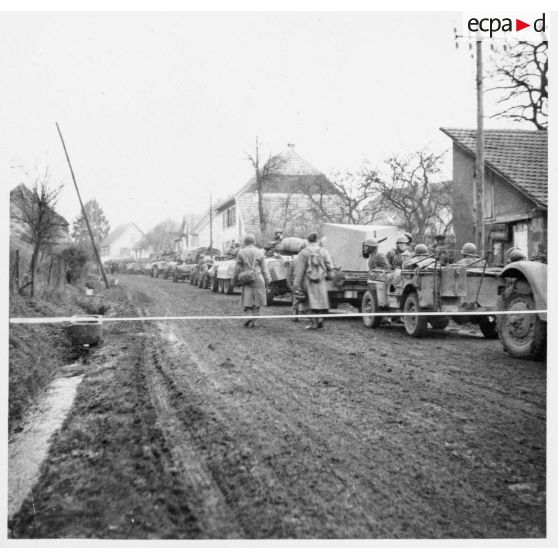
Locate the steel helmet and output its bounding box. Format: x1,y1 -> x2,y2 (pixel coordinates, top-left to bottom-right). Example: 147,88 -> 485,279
461,242 -> 477,257
364,238 -> 378,248
414,243 -> 429,256
403,232 -> 413,243
396,235 -> 409,244
506,247 -> 526,262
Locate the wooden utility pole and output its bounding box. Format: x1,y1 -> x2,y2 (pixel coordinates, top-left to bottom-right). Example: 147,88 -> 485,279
475,40 -> 485,253
56,122 -> 110,289
209,193 -> 213,250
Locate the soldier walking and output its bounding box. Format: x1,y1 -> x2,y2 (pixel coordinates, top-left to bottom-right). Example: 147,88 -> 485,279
232,235 -> 271,328
293,232 -> 334,330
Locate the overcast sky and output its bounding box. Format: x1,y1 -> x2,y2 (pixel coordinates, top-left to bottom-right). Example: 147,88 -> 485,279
0,11 -> 532,232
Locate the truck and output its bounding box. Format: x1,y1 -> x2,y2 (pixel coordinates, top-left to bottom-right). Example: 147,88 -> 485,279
320,222 -> 403,309
362,258 -> 547,359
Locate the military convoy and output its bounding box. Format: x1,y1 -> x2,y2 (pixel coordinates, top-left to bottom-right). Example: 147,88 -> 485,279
139,224 -> 546,360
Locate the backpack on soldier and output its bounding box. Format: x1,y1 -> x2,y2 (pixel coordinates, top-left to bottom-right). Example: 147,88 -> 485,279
306,250 -> 326,283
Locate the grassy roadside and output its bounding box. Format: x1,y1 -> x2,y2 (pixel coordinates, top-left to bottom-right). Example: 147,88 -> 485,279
9,287 -> 86,431
9,285 -> 201,539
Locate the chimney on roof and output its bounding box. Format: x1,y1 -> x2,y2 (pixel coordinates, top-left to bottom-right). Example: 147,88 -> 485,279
287,143 -> 295,148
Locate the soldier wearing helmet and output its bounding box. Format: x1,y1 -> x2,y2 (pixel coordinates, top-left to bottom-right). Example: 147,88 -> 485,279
364,238 -> 391,271
386,235 -> 414,269
385,235 -> 414,289
453,242 -> 483,267
430,234 -> 451,265
403,243 -> 435,270
505,247 -> 527,264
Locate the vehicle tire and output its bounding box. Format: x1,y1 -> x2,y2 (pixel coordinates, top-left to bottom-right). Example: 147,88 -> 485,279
361,290 -> 382,329
403,291 -> 428,338
173,272 -> 178,283
478,315 -> 498,339
429,316 -> 450,330
498,283 -> 546,359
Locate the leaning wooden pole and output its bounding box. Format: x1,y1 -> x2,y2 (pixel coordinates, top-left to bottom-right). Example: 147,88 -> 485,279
56,122 -> 110,289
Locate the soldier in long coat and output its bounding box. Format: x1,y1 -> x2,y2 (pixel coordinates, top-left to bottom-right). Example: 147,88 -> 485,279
293,232 -> 334,330
232,234 -> 271,328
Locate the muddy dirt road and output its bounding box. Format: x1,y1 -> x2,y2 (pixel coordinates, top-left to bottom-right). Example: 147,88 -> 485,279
10,275 -> 546,539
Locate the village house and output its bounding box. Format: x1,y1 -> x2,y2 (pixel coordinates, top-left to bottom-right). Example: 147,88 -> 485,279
174,210 -> 221,254
441,128 -> 547,264
10,183 -> 71,254
196,144 -> 337,253
100,223 -> 146,262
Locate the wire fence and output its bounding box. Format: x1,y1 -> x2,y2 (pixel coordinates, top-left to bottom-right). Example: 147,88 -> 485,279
9,249 -> 68,296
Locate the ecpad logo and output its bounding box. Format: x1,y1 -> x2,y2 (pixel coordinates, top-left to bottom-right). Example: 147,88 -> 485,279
467,13 -> 545,38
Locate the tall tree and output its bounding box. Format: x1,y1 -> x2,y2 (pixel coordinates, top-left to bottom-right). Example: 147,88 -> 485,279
487,40 -> 548,130
379,151 -> 453,240
245,137 -> 285,235
10,169 -> 66,297
71,199 -> 110,250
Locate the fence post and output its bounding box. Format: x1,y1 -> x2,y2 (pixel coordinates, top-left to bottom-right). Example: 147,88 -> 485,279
47,257 -> 54,287
15,250 -> 19,291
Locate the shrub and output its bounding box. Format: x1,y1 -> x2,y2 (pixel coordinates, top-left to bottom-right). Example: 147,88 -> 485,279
62,246 -> 89,284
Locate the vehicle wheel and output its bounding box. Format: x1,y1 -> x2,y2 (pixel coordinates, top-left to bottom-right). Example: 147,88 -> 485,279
478,315 -> 498,339
173,272 -> 178,283
403,291 -> 428,337
429,316 -> 450,330
361,290 -> 382,328
498,284 -> 546,359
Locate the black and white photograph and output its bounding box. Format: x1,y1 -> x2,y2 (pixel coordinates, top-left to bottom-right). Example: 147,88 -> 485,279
3,3 -> 551,545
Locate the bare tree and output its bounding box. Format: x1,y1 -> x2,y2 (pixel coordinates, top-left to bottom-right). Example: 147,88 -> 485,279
245,137 -> 285,235
487,40 -> 548,130
380,151 -> 453,241
10,169 -> 65,296
295,162 -> 385,225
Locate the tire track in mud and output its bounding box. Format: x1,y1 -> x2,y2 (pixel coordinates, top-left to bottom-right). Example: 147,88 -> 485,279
121,276 -> 546,538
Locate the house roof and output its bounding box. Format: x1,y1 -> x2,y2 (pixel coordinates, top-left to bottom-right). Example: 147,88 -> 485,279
101,223 -> 144,247
440,128 -> 547,208
10,183 -> 70,227
216,144 -> 336,212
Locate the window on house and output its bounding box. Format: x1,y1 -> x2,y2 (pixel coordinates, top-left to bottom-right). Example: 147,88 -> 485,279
119,247 -> 130,258
223,206 -> 236,228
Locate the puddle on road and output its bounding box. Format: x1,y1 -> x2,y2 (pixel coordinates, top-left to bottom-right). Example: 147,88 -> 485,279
8,373 -> 83,519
